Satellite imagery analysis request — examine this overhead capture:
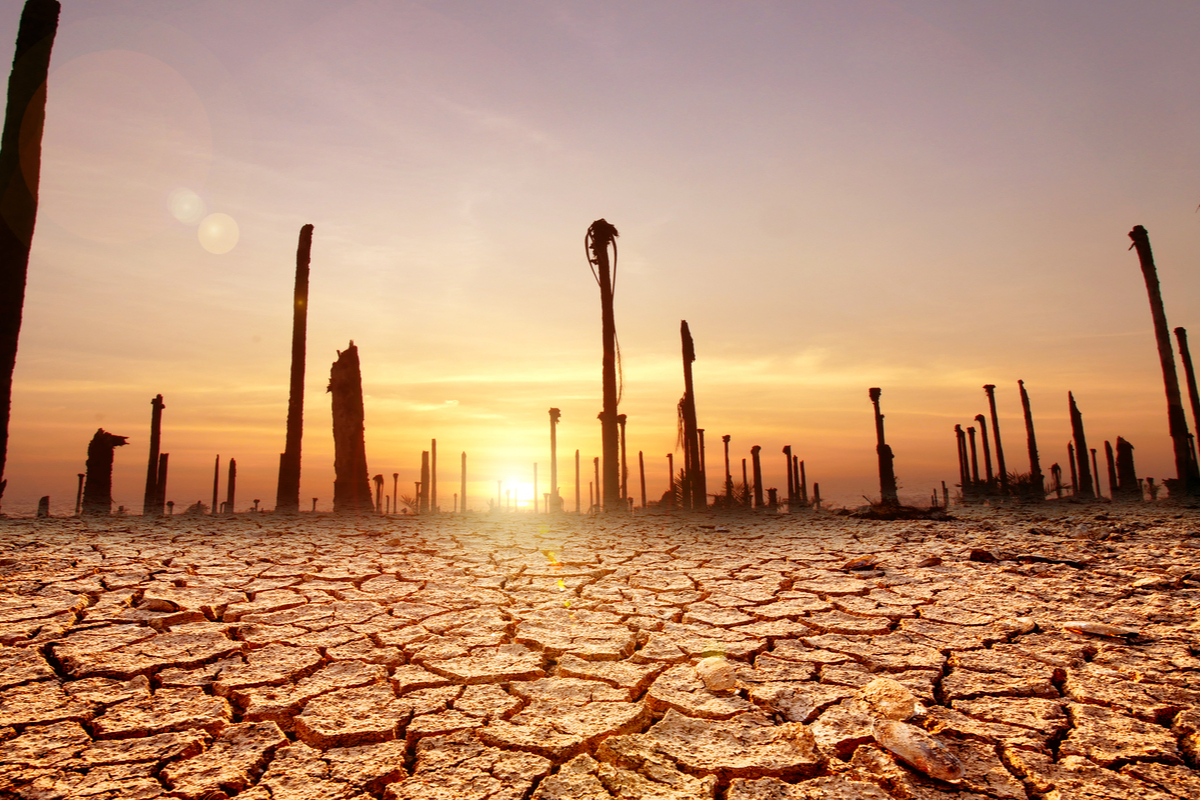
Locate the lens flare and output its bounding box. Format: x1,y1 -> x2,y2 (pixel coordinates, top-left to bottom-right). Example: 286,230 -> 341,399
168,188 -> 206,224
198,212 -> 239,254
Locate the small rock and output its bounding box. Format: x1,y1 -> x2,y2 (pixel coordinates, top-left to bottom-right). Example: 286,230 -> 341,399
872,719 -> 964,783
695,656 -> 736,692
915,556 -> 942,567
1012,617 -> 1037,635
843,556 -> 880,571
857,677 -> 916,721
1061,621 -> 1139,640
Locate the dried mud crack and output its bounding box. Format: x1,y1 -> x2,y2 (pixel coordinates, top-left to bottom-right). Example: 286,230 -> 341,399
1,505 -> 1199,799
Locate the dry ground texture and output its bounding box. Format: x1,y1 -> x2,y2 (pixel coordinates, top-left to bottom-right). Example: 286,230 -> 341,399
1,504 -> 1199,799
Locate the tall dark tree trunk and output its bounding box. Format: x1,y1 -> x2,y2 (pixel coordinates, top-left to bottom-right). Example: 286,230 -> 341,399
211,455 -> 219,514
974,414 -> 993,486
983,384 -> 1008,494
1018,380 -> 1044,499
0,0 -> 58,504
954,425 -> 969,499
1115,437 -> 1140,500
679,321 -> 703,510
1067,443 -> 1078,496
225,458 -> 237,514
1068,392 -> 1094,498
1104,441 -> 1118,498
869,388 -> 898,506
967,426 -> 980,487
1129,225 -> 1199,494
81,429 -> 126,516
1173,327 -> 1200,460
587,219 -> 621,511
328,342 -> 373,513
154,453 -> 168,513
276,224 -> 313,513
142,394 -> 164,515
750,445 -> 763,508
783,445 -> 794,509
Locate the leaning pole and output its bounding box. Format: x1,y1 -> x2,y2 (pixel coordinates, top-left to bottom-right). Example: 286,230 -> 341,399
1128,225 -> 1198,494
276,224 -> 313,513
0,0 -> 59,504
586,219 -> 621,512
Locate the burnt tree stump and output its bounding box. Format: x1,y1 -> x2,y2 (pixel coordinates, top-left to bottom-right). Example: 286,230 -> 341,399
328,342 -> 373,514
81,429 -> 127,516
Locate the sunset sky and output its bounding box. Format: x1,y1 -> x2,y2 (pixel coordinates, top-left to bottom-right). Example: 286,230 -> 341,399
3,0 -> 1200,515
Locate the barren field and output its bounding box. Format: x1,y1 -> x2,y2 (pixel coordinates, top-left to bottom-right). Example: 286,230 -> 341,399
1,504 -> 1198,799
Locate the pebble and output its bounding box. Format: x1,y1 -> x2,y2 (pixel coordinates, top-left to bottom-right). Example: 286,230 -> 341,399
695,655 -> 737,692
857,677 -> 917,721
871,719 -> 964,782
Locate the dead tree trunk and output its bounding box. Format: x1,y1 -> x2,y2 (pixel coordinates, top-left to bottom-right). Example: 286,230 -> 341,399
419,451 -> 430,514
1068,392 -> 1094,498
549,408 -> 561,511
799,460 -> 808,505
639,450 -> 646,509
211,455 -> 219,514
1174,327 -> 1200,459
460,453 -> 466,513
0,0 -> 59,505
783,445 -> 794,509
679,321 -> 703,510
373,474 -> 383,513
276,224 -> 313,514
1051,463 -> 1063,499
750,445 -> 763,508
155,453 -> 168,514
983,384 -> 1008,494
1115,437 -> 1140,500
1129,225 -> 1199,494
618,414 -> 628,501
81,429 -> 126,516
1018,380 -> 1044,499
328,342 -> 373,514
430,438 -> 437,513
1104,441 -> 1118,498
869,388 -> 898,506
74,472 -> 82,515
722,434 -> 733,505
225,458 -> 237,514
1090,449 -> 1100,499
967,426 -> 980,487
142,395 -> 164,516
974,413 -> 993,487
954,425 -> 969,500
587,219 -> 621,511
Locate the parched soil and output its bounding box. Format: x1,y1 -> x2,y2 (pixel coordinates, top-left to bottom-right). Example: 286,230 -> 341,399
1,504 -> 1198,799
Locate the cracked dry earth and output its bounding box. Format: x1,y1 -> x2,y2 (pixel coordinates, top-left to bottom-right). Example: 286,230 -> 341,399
1,507 -> 1200,800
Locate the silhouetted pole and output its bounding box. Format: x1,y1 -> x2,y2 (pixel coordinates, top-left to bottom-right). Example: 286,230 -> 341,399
74,472 -> 83,516
812,483 -> 821,511
1115,437 -> 1140,500
1051,463 -> 1063,499
698,428 -> 708,504
276,223 -> 312,514
1129,225 -> 1198,494
974,414 -> 993,486
638,450 -> 646,509
799,460 -> 808,505
226,458 -> 237,514
587,219 -> 621,511
954,425 -> 969,498
1174,327 -> 1200,458
722,435 -> 733,505
982,385 -> 1008,494
679,321 -> 702,510
1104,442 -> 1118,498
750,445 -> 763,508
593,456 -> 600,512
329,342 -> 373,514
574,449 -> 580,512
1068,392 -> 1094,498
460,453 -> 466,513
419,451 -> 430,514
533,463 -> 538,512
549,408 -> 560,511
430,438 -> 437,513
154,453 -> 168,515
0,0 -> 60,506
1018,380 -> 1044,499
967,427 -> 980,486
792,455 -> 801,501
142,394 -> 164,516
783,445 -> 794,509
392,472 -> 398,515
869,388 -> 899,506
617,413 -> 628,501
1090,449 -> 1100,500
373,474 -> 383,513
211,455 -> 219,514
81,429 -> 126,516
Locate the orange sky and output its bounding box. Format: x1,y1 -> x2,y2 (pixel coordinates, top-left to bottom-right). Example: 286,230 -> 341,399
3,1 -> 1200,514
